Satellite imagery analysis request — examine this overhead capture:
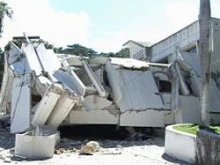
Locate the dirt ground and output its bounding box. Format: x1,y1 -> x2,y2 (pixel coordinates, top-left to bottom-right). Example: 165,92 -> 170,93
0,124 -> 190,165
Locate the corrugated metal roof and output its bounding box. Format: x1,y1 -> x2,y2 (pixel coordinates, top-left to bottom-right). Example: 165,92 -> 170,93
106,62 -> 164,112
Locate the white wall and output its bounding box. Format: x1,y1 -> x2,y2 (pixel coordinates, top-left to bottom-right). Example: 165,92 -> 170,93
151,21 -> 199,62
175,95 -> 200,124
125,42 -> 146,60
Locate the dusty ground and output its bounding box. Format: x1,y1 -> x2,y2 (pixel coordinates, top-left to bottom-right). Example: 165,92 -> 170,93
0,123 -> 190,165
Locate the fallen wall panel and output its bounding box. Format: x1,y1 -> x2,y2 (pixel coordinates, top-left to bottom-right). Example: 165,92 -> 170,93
11,76 -> 31,133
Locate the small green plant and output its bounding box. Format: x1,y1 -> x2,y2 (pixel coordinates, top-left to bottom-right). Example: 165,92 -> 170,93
173,124 -> 220,135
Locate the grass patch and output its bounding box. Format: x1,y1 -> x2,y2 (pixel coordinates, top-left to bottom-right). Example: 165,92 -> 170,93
173,124 -> 220,135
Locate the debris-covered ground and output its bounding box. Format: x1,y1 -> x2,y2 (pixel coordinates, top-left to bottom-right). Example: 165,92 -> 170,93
0,123 -> 190,165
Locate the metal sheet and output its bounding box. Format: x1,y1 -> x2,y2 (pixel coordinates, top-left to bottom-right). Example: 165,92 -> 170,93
106,62 -> 164,112
118,70 -> 164,112
11,75 -> 31,133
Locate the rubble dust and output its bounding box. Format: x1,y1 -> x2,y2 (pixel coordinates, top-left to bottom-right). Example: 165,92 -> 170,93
0,122 -> 189,165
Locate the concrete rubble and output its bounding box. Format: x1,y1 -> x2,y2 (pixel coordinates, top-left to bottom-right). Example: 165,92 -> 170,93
80,141 -> 101,155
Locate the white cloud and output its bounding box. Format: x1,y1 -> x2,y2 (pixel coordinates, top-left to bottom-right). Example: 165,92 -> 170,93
165,1 -> 198,33
89,31 -> 129,53
89,1 -> 201,53
1,0 -> 220,53
0,0 -> 90,48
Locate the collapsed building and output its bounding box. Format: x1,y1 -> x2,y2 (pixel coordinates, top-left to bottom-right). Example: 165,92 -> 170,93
124,17 -> 220,124
0,17 -> 220,158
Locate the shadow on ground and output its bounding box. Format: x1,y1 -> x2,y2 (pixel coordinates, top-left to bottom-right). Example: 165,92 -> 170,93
0,122 -> 14,150
162,153 -> 191,165
58,125 -> 165,150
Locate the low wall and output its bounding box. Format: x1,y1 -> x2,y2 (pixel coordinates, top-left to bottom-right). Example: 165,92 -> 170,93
165,124 -> 196,164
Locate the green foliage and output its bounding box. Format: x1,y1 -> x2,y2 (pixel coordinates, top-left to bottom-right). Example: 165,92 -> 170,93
98,48 -> 130,58
63,44 -> 98,57
99,52 -> 115,57
0,2 -> 12,18
53,47 -> 63,53
115,48 -> 130,58
39,39 -> 54,49
173,124 -> 220,135
5,38 -> 55,50
0,1 -> 13,35
57,43 -> 130,58
173,124 -> 199,135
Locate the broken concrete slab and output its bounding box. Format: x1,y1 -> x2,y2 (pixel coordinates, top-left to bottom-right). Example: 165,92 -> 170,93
83,95 -> 112,111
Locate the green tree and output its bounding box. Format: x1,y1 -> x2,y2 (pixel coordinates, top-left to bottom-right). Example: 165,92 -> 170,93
115,48 -> 130,58
6,37 -> 55,50
99,48 -> 130,58
63,44 -> 97,57
0,1 -> 12,36
53,47 -> 63,53
39,39 -> 54,49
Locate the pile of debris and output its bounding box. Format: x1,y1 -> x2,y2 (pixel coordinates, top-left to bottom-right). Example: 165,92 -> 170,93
1,35 -> 220,159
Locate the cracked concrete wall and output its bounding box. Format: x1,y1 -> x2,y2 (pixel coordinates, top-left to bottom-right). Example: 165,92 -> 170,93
196,129 -> 220,165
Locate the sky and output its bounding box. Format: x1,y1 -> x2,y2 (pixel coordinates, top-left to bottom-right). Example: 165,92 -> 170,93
1,0 -> 220,53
